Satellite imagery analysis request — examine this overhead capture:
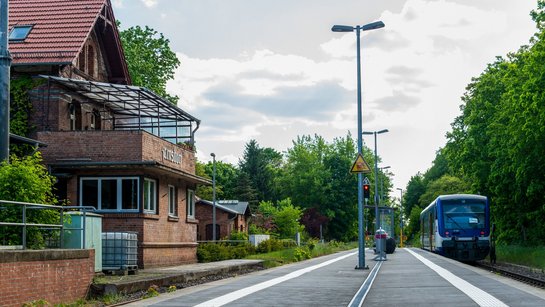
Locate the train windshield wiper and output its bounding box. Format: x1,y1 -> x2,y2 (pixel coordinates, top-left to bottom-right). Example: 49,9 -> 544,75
446,214 -> 465,233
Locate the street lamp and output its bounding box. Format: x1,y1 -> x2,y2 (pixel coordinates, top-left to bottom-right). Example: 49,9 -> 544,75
397,187 -> 404,248
363,129 -> 388,259
210,153 -> 217,241
332,20 -> 385,270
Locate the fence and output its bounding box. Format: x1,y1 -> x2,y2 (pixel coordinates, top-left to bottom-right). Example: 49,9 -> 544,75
0,199 -> 95,249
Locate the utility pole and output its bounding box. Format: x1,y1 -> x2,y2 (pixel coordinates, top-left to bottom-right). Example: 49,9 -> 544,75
0,0 -> 11,161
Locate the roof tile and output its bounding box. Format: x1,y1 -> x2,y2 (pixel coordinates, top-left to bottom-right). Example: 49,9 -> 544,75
8,0 -> 107,64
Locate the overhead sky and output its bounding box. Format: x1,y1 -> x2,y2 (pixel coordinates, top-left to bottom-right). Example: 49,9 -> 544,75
113,0 -> 538,196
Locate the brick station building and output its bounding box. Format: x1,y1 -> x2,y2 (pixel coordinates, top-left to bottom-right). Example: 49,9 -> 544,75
7,0 -> 210,268
195,199 -> 251,241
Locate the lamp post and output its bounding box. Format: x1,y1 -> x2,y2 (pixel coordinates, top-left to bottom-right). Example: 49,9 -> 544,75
332,20 -> 385,270
397,187 -> 404,248
363,129 -> 388,259
210,153 -> 217,241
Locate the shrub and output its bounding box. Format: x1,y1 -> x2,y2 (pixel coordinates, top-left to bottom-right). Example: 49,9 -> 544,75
328,240 -> 342,248
256,238 -> 284,253
293,246 -> 311,261
197,242 -> 256,262
306,238 -> 319,251
229,231 -> 249,242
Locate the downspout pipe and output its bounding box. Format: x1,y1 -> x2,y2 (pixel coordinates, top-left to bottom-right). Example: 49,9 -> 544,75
0,0 -> 11,161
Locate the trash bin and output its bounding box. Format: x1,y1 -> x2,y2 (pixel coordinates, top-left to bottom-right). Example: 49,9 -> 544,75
375,228 -> 387,259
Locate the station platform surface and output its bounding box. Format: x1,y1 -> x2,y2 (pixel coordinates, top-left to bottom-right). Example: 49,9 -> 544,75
364,248 -> 545,306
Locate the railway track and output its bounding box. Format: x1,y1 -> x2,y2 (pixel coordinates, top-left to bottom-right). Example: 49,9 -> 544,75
476,261 -> 545,288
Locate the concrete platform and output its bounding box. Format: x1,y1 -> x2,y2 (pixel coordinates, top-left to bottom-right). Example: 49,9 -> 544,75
364,248 -> 545,306
91,259 -> 264,296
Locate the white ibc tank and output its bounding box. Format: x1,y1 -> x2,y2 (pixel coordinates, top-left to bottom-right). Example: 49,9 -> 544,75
101,232 -> 138,270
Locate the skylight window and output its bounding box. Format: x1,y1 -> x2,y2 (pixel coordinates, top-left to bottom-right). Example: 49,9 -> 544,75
9,25 -> 33,41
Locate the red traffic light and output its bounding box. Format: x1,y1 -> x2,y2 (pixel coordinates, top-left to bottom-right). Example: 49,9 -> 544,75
363,184 -> 370,199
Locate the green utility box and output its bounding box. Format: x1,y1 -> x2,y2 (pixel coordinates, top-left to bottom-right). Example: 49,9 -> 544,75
64,212 -> 103,272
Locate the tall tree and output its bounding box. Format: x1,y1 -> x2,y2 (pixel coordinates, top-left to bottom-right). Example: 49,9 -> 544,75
238,140 -> 281,202
119,24 -> 180,104
403,173 -> 426,217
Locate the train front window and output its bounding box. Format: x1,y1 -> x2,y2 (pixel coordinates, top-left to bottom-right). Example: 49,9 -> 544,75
442,202 -> 485,229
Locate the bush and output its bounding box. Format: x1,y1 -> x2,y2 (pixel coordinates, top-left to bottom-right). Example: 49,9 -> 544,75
256,238 -> 284,253
327,240 -> 342,248
197,242 -> 256,262
306,238 -> 319,251
293,246 -> 311,261
229,231 -> 249,241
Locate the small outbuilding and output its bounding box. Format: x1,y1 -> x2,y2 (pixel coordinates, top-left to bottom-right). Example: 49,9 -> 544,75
195,199 -> 251,241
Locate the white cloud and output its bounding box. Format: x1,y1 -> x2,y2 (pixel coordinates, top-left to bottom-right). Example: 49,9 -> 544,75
131,0 -> 536,191
141,0 -> 158,8
111,0 -> 123,8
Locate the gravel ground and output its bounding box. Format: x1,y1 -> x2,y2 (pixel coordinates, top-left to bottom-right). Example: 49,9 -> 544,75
478,260 -> 545,282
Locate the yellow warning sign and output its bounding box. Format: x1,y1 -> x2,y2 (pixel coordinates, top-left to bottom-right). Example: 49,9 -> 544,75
350,153 -> 371,174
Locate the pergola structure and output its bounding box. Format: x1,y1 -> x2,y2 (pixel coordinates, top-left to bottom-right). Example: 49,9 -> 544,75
40,75 -> 200,145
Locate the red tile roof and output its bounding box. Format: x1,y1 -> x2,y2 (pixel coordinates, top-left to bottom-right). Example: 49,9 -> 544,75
8,0 -> 106,65
7,0 -> 130,84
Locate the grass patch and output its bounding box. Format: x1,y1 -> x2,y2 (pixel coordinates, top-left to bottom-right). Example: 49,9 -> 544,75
494,245 -> 545,269
246,241 -> 357,269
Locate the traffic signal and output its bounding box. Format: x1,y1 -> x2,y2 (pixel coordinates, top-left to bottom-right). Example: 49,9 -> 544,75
363,184 -> 370,199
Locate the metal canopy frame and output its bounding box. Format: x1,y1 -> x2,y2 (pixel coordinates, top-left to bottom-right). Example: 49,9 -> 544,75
40,75 -> 200,145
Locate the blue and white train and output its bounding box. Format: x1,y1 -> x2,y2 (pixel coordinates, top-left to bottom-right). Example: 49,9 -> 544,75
420,194 -> 490,261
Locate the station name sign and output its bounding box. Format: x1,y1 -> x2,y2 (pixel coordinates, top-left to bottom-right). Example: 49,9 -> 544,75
161,147 -> 182,164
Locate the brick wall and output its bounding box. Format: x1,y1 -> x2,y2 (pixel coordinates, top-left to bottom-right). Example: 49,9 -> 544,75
96,171 -> 199,268
196,203 -> 235,241
36,130 -> 195,173
0,249 -> 95,307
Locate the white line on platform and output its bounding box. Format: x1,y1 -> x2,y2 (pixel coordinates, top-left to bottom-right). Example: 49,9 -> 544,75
195,251 -> 358,307
347,260 -> 382,307
406,249 -> 509,307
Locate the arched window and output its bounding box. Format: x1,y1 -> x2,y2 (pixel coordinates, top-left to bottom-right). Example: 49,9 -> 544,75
69,101 -> 82,131
90,109 -> 101,130
87,45 -> 95,77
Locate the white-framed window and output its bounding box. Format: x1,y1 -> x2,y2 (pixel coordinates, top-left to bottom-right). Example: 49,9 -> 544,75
168,185 -> 177,217
186,189 -> 195,218
80,177 -> 138,211
143,178 -> 157,213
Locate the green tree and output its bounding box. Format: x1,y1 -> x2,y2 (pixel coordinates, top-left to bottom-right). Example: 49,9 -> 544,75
233,172 -> 258,206
238,140 -> 282,202
195,160 -> 240,200
404,206 -> 423,243
257,198 -> 303,240
279,133 -> 382,241
437,2 -> 545,244
0,153 -> 59,248
119,24 -> 180,104
419,175 -> 471,207
403,173 -> 426,217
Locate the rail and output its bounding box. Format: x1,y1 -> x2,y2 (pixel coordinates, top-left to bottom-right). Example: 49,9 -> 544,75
0,199 -> 96,249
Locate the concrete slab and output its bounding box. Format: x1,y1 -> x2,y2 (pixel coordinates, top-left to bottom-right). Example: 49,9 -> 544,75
91,259 -> 264,296
364,248 -> 545,307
